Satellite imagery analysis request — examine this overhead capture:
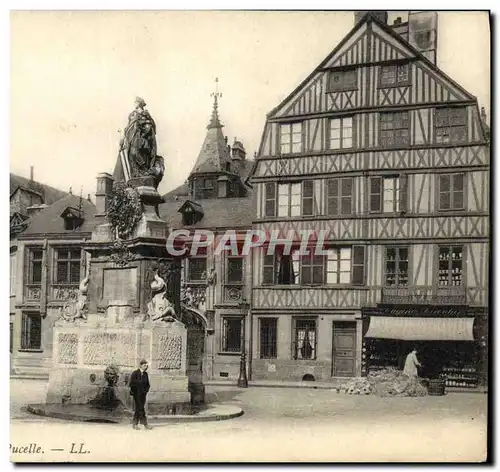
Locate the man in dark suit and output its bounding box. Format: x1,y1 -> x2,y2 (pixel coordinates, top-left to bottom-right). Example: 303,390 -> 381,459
129,359 -> 152,430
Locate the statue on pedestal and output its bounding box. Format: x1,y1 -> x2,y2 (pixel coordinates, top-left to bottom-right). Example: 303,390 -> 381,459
145,271 -> 176,323
118,97 -> 165,188
58,272 -> 90,322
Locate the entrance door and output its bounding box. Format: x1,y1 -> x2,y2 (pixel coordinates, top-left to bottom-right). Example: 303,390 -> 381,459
332,321 -> 357,377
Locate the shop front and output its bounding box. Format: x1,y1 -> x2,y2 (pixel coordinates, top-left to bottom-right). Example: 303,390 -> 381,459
363,306 -> 483,389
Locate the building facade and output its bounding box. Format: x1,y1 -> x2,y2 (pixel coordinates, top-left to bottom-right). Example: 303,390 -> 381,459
249,12 -> 489,385
11,194 -> 96,376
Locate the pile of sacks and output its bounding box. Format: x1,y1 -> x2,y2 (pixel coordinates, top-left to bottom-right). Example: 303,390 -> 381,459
337,377 -> 373,395
367,367 -> 427,397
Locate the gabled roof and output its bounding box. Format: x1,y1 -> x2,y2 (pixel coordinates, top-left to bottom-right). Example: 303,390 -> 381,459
10,173 -> 68,205
20,194 -> 97,237
190,96 -> 232,175
178,200 -> 204,216
266,12 -> 476,120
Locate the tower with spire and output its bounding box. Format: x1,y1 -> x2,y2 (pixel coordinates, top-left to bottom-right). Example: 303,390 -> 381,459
187,78 -> 248,201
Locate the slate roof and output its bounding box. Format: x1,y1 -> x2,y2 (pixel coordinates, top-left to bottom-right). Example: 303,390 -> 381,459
20,194 -> 98,237
10,173 -> 68,205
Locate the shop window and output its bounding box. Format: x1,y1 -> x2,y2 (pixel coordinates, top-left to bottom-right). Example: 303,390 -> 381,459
55,248 -> 81,284
187,256 -> 207,282
379,111 -> 410,147
370,175 -> 407,213
328,69 -> 357,92
259,318 -> 277,359
385,247 -> 409,286
293,318 -> 317,360
435,107 -> 467,144
326,177 -> 353,216
221,317 -> 243,353
21,312 -> 42,351
329,117 -> 354,150
379,63 -> 409,87
438,246 -> 463,287
280,123 -> 302,154
439,173 -> 464,211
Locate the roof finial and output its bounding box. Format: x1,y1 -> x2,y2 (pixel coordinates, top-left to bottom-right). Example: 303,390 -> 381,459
208,77 -> 223,129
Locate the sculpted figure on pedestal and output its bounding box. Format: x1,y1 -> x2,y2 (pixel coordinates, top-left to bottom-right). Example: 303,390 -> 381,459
59,272 -> 90,322
145,271 -> 176,322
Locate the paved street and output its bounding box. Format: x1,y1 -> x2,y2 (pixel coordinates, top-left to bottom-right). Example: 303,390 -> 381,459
10,378 -> 487,462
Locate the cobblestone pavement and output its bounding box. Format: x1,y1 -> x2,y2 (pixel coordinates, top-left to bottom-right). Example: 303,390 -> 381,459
10,378 -> 488,462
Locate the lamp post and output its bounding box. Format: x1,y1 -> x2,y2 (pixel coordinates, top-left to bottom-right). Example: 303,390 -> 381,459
237,300 -> 249,388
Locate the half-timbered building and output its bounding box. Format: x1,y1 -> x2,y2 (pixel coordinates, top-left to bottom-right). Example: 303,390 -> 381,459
249,11 -> 489,386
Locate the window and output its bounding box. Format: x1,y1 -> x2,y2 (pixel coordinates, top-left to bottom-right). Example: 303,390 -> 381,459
301,253 -> 324,285
438,246 -> 463,287
187,257 -> 207,282
222,317 -> 242,353
259,318 -> 277,359
280,123 -> 302,154
385,247 -> 409,286
379,63 -> 409,87
370,176 -> 407,213
10,253 -> 16,296
302,180 -> 314,216
226,256 -> 243,284
326,178 -> 353,216
55,248 -> 81,284
328,69 -> 357,92
329,117 -> 354,150
264,182 -> 277,218
21,312 -> 42,351
351,246 -> 366,286
10,321 -> 13,353
439,173 -> 464,210
379,111 -> 410,147
278,182 -> 301,217
435,107 -> 467,144
293,318 -> 316,360
262,252 -> 299,285
326,248 -> 352,284
27,248 -> 43,285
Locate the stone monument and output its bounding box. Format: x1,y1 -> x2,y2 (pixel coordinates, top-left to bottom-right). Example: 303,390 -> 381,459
45,98 -> 206,415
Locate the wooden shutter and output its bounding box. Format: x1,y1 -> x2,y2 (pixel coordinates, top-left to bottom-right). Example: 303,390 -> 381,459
370,177 -> 382,213
262,254 -> 275,284
352,245 -> 366,285
264,182 -> 276,217
399,174 -> 408,213
302,180 -> 314,216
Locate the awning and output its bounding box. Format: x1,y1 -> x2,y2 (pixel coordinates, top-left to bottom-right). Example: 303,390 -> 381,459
365,316 -> 474,341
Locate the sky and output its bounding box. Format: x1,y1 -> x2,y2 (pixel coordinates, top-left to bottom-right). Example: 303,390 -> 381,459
10,10 -> 490,199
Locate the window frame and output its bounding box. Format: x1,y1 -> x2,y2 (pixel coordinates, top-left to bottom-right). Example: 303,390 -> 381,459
264,182 -> 277,218
226,255 -> 244,285
379,62 -> 411,88
259,318 -> 278,359
54,247 -> 81,285
27,247 -> 43,286
434,107 -> 468,145
277,182 -> 302,218
326,177 -> 353,216
279,122 -> 303,155
329,116 -> 355,150
379,111 -> 410,148
221,316 -> 243,354
385,246 -> 410,287
327,68 -> 358,92
186,256 -> 207,283
437,246 -> 464,287
292,317 -> 317,360
438,173 -> 465,211
20,311 -> 42,351
370,175 -> 407,214
325,247 -> 352,285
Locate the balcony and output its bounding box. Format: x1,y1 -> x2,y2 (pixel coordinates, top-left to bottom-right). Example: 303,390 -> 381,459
49,284 -> 80,302
382,286 -> 467,306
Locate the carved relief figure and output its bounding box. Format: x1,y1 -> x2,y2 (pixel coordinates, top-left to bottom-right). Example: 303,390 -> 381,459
59,272 -> 90,322
145,271 -> 176,322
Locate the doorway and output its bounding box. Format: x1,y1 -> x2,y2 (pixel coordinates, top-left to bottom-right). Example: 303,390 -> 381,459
332,321 -> 357,377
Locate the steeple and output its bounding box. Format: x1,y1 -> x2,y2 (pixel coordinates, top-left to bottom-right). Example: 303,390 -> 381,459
189,78 -> 231,175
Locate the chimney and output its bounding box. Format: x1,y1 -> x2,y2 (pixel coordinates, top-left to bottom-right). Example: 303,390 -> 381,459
30,165 -> 34,181
354,11 -> 388,26
95,172 -> 114,216
231,139 -> 246,161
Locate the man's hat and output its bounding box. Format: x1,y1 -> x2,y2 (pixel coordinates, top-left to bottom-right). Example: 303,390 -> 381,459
140,359 -> 148,365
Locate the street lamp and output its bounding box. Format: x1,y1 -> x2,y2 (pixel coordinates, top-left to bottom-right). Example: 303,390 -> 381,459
237,300 -> 249,388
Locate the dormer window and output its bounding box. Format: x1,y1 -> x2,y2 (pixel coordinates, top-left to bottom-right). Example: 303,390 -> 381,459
60,207 -> 84,231
379,63 -> 410,87
328,69 -> 357,92
178,200 -> 204,226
